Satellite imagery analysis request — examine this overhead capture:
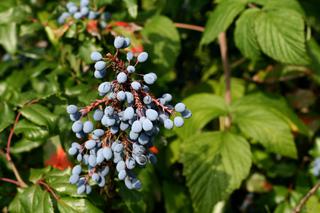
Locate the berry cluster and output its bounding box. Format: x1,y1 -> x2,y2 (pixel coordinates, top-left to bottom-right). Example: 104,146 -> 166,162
58,0 -> 110,28
67,36 -> 191,194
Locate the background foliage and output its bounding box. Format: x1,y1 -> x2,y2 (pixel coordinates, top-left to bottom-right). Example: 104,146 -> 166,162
1,0 -> 320,212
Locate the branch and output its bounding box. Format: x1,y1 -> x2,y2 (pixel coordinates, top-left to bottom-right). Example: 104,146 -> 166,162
293,182 -> 320,213
0,177 -> 22,187
37,180 -> 60,200
174,23 -> 204,32
218,32 -> 232,128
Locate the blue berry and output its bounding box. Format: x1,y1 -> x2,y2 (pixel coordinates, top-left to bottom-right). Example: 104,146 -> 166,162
91,51 -> 102,61
74,12 -> 82,19
123,38 -> 131,48
142,119 -> 153,131
83,121 -> 93,133
77,184 -> 86,194
68,147 -> 78,155
69,174 -> 79,184
143,96 -> 152,104
143,73 -> 156,85
174,116 -> 184,127
72,121 -> 83,133
94,70 -> 106,79
116,160 -> 126,172
85,140 -> 96,149
127,65 -> 135,73
72,165 -> 82,175
117,72 -> 127,83
124,107 -> 134,120
131,81 -> 141,90
98,82 -> 111,94
92,173 -> 100,182
117,91 -> 126,101
132,120 -> 142,133
80,0 -> 90,7
93,109 -> 104,121
164,119 -> 173,129
137,52 -> 148,62
175,103 -> 186,112
88,11 -> 98,19
127,52 -> 133,61
95,61 -> 106,71
118,170 -> 127,180
80,7 -> 89,16
67,105 -> 78,114
146,109 -> 158,121
102,147 -> 113,160
114,36 -> 125,49
181,109 -> 192,118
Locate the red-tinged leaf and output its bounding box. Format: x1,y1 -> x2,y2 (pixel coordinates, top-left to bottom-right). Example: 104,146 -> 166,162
86,20 -> 99,34
114,21 -> 130,27
149,146 -> 159,154
45,146 -> 71,171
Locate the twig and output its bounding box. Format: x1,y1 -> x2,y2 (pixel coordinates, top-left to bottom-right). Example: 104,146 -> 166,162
6,112 -> 21,161
174,23 -> 204,32
218,32 -> 232,128
37,180 -> 60,200
0,177 -> 22,187
293,182 -> 320,213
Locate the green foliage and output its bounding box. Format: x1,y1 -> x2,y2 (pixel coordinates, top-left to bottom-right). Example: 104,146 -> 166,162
0,0 -> 320,212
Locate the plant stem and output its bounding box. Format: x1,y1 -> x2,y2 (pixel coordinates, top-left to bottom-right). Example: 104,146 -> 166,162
293,182 -> 320,213
37,180 -> 60,200
4,112 -> 28,188
218,32 -> 232,128
174,23 -> 204,32
0,177 -> 22,187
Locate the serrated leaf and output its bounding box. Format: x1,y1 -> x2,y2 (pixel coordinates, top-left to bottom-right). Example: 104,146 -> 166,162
232,93 -> 309,136
0,101 -> 15,133
264,0 -> 305,15
20,104 -> 57,128
181,131 -> 252,213
9,185 -> 54,213
141,15 -> 180,74
57,197 -> 103,213
231,105 -> 297,158
175,94 -> 228,140
15,120 -> 49,140
0,23 -> 17,54
201,0 -> 246,45
234,8 -> 261,60
255,9 -> 309,65
10,138 -> 45,154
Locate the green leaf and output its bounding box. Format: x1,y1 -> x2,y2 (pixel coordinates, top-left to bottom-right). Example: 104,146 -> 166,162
29,167 -> 52,184
234,8 -> 261,60
307,39 -> 320,82
175,94 -> 228,140
231,104 -> 297,158
10,138 -> 45,154
123,0 -> 138,18
200,0 -> 246,45
44,169 -> 79,197
181,131 -> 252,213
141,15 -> 180,73
15,120 -> 49,140
255,9 -> 309,65
9,185 -> 54,213
264,0 -> 305,15
0,5 -> 31,24
20,104 -> 57,128
232,93 -> 309,136
163,181 -> 192,213
0,23 -> 17,54
0,101 -> 14,133
57,197 -> 103,213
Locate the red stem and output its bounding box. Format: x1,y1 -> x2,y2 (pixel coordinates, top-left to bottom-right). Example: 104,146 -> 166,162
6,112 -> 21,161
37,180 -> 60,200
0,177 -> 22,186
174,23 -> 205,32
